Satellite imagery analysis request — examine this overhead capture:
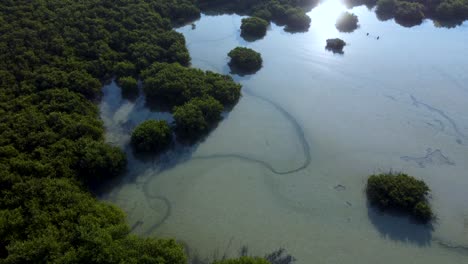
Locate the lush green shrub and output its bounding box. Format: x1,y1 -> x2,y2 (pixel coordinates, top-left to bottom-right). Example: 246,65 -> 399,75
0,177 -> 187,263
142,62 -> 242,107
366,173 -> 433,222
336,12 -> 359,32
394,1 -> 425,26
326,38 -> 346,53
283,8 -> 311,30
213,257 -> 271,264
228,47 -> 263,73
190,96 -> 224,123
376,0 -> 397,20
117,76 -> 138,95
241,17 -> 269,38
173,102 -> 208,139
131,120 -> 172,153
435,0 -> 468,20
74,139 -> 127,183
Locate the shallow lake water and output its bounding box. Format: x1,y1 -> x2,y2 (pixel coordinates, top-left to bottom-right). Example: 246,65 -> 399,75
99,0 -> 468,263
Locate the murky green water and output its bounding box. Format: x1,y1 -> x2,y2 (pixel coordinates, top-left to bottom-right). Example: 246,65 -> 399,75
99,0 -> 468,262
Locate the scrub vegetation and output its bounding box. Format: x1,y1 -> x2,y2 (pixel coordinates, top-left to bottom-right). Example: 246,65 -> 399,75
336,12 -> 359,32
326,38 -> 346,53
366,173 -> 433,222
0,0 -> 242,262
198,0 -> 316,31
347,0 -> 468,27
228,47 -> 263,74
241,17 -> 270,40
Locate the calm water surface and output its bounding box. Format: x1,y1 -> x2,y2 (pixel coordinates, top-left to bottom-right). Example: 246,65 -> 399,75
99,0 -> 468,263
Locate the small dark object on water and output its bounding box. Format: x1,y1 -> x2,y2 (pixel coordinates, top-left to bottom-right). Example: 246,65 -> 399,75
191,23 -> 196,30
366,32 -> 369,36
377,36 -> 380,40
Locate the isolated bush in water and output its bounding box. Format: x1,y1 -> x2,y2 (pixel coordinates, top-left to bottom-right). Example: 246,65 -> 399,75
228,47 -> 263,73
366,172 -> 433,222
336,12 -> 359,32
131,120 -> 172,153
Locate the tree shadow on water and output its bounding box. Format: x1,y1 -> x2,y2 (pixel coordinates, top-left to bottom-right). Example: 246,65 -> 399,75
367,203 -> 433,247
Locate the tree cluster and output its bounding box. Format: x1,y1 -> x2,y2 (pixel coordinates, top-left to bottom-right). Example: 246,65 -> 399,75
0,0 -> 208,262
198,0 -> 316,31
366,173 -> 433,222
131,120 -> 172,153
241,17 -> 270,40
346,0 -> 468,27
325,38 -> 346,54
228,47 -> 263,74
141,62 -> 241,140
335,12 -> 359,32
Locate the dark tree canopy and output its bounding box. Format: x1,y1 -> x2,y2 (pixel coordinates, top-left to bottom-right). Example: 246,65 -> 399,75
326,38 -> 346,54
0,177 -> 187,264
228,47 -> 263,74
335,12 -> 359,32
117,76 -> 138,95
0,0 -> 208,262
366,173 -> 433,222
141,62 -> 242,108
198,0 -> 316,31
351,0 -> 468,27
131,120 -> 172,153
241,17 -> 269,39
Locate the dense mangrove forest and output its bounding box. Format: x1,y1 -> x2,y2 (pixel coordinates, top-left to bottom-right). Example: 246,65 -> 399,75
1,0 -> 468,263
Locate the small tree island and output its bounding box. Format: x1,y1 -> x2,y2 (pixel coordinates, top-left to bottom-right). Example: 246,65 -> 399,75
326,38 -> 346,53
336,12 -> 359,32
173,96 -> 223,140
228,47 -> 263,74
366,172 -> 433,222
241,17 -> 269,40
131,120 -> 172,153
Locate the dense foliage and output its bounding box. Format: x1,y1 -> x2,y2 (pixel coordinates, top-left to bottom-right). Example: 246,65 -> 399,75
198,0 -> 315,31
0,0 -> 207,262
213,257 -> 271,264
335,12 -> 359,32
325,38 -> 346,53
228,47 -> 263,73
0,177 -> 187,263
117,76 -> 139,96
366,173 -> 433,222
349,0 -> 468,27
142,62 -> 242,107
241,17 -> 270,39
173,96 -> 223,139
131,120 -> 172,153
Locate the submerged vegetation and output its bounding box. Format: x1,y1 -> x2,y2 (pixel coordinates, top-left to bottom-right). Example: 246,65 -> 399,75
366,173 -> 433,222
228,47 -> 263,74
336,12 -> 359,32
241,17 -> 270,40
326,38 -> 346,54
